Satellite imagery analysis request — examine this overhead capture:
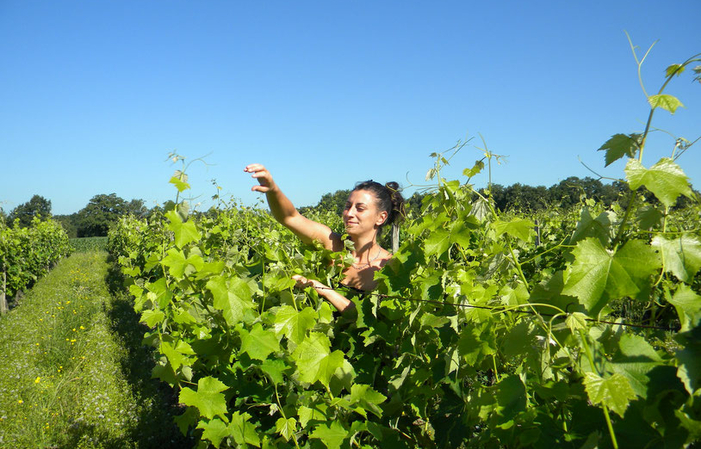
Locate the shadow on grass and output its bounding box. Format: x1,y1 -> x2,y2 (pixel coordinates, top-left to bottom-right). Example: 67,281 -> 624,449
102,257 -> 196,449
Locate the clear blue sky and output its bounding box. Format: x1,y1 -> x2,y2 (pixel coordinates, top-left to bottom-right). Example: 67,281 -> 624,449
1,0 -> 699,215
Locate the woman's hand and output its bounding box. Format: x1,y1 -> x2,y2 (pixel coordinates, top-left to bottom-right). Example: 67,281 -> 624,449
244,163 -> 276,193
292,275 -> 354,313
291,275 -> 327,291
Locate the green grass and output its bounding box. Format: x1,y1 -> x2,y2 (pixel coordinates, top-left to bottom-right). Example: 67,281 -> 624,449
69,237 -> 108,253
0,251 -> 192,448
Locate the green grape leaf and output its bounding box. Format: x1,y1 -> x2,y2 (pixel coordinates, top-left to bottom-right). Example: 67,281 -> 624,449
273,305 -> 317,345
298,404 -> 327,428
195,260 -> 226,280
331,359 -> 357,395
565,312 -> 588,334
260,359 -> 288,384
240,323 -> 280,361
174,407 -> 199,436
648,94 -> 684,114
458,324 -> 497,365
310,421 -> 349,449
146,277 -> 172,309
625,158 -> 692,208
636,205 -> 664,230
476,375 -> 527,423
179,376 -> 228,420
668,285 -> 701,332
207,276 -> 253,326
276,417 -> 297,442
449,218 -> 475,248
161,341 -> 191,370
570,208 -> 615,246
228,411 -> 260,447
598,133 -> 641,166
609,334 -> 663,397
492,218 -> 534,242
140,309 -> 165,327
166,209 -> 201,248
651,234 -> 701,283
424,229 -> 451,257
463,160 -> 485,178
292,332 -> 345,387
563,238 -> 660,314
161,248 -> 187,279
675,328 -> 701,395
583,372 -> 636,417
665,63 -> 685,78
197,418 -> 229,449
169,170 -> 190,192
350,384 -> 387,418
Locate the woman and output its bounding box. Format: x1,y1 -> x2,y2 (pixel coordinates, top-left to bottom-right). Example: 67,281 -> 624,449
244,163 -> 404,312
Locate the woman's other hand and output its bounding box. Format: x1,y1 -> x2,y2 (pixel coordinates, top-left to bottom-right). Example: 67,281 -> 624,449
244,163 -> 276,193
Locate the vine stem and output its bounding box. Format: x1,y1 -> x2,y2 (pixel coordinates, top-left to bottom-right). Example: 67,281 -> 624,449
274,383 -> 301,449
602,406 -> 619,449
579,330 -> 619,449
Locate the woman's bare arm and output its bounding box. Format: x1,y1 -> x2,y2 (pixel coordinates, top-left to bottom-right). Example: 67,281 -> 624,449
292,275 -> 355,313
245,163 -> 342,251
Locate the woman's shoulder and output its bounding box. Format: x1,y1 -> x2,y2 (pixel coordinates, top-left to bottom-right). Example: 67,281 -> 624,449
377,247 -> 392,268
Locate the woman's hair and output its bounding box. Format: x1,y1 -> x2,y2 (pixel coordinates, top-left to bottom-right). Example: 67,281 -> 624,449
352,180 -> 405,232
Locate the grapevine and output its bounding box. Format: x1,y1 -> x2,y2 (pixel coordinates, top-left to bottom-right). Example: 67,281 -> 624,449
108,47 -> 701,448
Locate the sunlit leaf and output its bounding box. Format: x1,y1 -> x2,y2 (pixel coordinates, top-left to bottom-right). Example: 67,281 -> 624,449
179,376 -> 228,420
665,63 -> 685,78
228,411 -> 260,447
310,421 -> 349,449
240,323 -> 280,361
166,209 -> 201,248
492,218 -> 534,242
563,238 -> 660,314
583,372 -> 637,417
206,276 -> 253,326
651,234 -> 701,283
169,171 -> 190,192
273,305 -> 316,345
648,94 -> 684,114
197,418 -> 228,448
292,332 -> 345,387
276,417 -> 297,442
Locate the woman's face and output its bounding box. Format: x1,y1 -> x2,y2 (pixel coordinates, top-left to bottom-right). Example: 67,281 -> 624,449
342,190 -> 388,237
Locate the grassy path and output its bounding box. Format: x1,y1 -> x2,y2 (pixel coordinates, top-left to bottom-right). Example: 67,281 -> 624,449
0,251 -> 192,448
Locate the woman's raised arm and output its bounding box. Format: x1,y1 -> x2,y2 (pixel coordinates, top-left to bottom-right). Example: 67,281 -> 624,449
244,163 -> 341,250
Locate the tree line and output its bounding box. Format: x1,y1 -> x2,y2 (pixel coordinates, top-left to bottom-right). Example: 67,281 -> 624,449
1,194 -> 148,238
3,176 -> 696,238
301,176 -> 698,217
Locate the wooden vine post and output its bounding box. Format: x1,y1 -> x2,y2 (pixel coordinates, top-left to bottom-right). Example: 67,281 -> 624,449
391,223 -> 400,254
0,267 -> 7,315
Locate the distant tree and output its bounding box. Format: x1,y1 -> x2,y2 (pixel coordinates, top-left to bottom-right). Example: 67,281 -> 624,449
76,193 -> 128,237
405,192 -> 426,218
8,195 -> 52,227
126,199 -> 148,217
316,189 -> 351,215
54,213 -> 79,238
482,184 -> 508,211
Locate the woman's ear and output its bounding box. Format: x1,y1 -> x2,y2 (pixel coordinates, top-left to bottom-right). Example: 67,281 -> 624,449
376,211 -> 388,226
